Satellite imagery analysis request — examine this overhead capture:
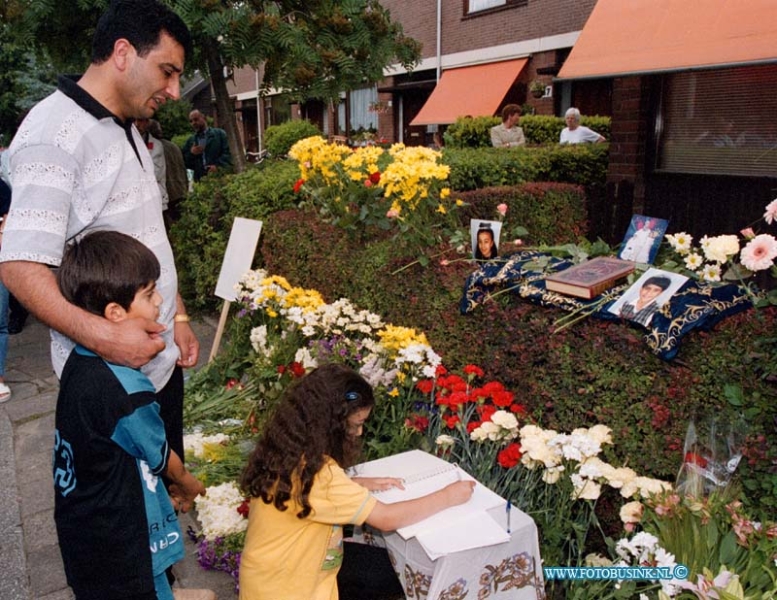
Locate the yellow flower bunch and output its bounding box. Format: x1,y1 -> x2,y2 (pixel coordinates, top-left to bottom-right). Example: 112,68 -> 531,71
381,144 -> 451,216
376,324 -> 431,357
342,145 -> 384,181
281,287 -> 325,312
288,135 -> 351,184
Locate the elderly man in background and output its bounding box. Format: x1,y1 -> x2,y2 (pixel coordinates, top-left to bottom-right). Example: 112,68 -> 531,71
560,107 -> 606,144
490,104 -> 526,148
182,109 -> 231,181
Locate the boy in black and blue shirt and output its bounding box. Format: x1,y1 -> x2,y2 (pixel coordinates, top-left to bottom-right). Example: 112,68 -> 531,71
52,231 -> 205,600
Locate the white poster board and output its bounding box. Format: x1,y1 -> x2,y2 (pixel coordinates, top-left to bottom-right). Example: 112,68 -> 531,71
215,217 -> 263,301
209,217 -> 263,362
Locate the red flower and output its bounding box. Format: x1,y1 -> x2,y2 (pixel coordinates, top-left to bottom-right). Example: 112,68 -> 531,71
416,379 -> 434,394
293,178 -> 305,193
684,452 -> 708,468
447,390 -> 469,410
225,378 -> 239,390
497,443 -> 522,468
369,171 -> 381,184
444,414 -> 460,429
364,179 -> 373,187
482,381 -> 506,396
510,403 -> 527,415
237,498 -> 251,518
405,414 -> 429,432
442,375 -> 468,393
466,421 -> 481,434
478,404 -> 497,421
290,362 -> 306,378
435,365 -> 448,377
463,364 -> 484,378
276,364 -> 286,374
492,390 -> 515,407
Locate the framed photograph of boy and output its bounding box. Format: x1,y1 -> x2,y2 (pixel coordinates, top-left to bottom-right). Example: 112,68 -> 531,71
470,219 -> 502,261
618,215 -> 669,264
607,268 -> 688,327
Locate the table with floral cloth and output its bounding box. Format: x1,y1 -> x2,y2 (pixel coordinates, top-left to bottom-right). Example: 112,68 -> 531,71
354,503 -> 545,600
459,251 -> 753,360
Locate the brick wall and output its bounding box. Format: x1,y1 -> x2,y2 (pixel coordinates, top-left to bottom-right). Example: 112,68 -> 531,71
379,0 -> 596,59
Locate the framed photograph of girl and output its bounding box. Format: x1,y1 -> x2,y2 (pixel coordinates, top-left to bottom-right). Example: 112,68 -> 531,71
607,268 -> 688,327
618,215 -> 669,264
470,220 -> 502,261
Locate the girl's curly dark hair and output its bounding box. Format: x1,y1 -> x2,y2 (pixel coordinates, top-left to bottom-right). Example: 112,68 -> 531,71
239,363 -> 374,519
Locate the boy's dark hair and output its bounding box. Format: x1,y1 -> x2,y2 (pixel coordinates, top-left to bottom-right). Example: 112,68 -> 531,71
240,363 -> 375,518
57,230 -> 161,316
92,0 -> 192,64
643,275 -> 671,291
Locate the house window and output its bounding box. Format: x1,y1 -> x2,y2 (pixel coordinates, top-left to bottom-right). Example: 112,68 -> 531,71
465,0 -> 525,15
656,64 -> 777,177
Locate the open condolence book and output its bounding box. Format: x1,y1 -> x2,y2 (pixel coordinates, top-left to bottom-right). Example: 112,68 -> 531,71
545,256 -> 635,300
350,450 -> 509,558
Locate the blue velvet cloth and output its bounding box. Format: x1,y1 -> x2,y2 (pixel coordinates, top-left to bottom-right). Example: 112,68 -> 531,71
460,251 -> 753,360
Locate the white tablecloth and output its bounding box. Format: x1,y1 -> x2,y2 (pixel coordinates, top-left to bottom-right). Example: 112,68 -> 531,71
355,505 -> 545,599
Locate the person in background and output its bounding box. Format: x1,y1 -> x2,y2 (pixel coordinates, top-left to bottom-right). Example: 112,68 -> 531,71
490,104 -> 525,148
559,107 -> 606,144
238,363 -> 474,600
0,146 -> 28,335
182,109 -> 231,181
149,119 -> 187,230
135,117 -> 169,214
0,178 -> 11,402
475,225 -> 499,261
53,230 -> 207,600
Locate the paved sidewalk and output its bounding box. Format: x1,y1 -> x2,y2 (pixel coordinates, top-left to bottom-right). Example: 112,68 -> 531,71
0,317 -> 238,600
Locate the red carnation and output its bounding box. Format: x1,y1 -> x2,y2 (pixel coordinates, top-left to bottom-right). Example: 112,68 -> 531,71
237,498 -> 251,518
290,362 -> 306,378
416,379 -> 434,394
497,443 -> 522,468
444,414 -> 460,429
369,171 -> 381,184
463,364 -> 484,378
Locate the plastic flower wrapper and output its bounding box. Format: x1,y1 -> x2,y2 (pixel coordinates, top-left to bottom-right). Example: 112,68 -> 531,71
675,412 -> 747,498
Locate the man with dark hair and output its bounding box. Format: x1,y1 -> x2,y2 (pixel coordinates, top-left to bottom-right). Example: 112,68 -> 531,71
0,3 -> 208,595
619,275 -> 672,326
490,104 -> 526,148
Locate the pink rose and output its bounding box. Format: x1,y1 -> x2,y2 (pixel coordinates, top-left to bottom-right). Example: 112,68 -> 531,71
497,203 -> 508,217
740,227 -> 755,240
386,209 -> 399,219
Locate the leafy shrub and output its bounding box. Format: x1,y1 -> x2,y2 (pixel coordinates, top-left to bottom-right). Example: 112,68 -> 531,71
456,183 -> 588,245
264,120 -> 320,157
443,144 -> 608,192
171,160 -> 300,311
444,116 -> 500,148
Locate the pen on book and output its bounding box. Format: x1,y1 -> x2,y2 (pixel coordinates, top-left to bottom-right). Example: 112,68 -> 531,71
506,500 -> 512,534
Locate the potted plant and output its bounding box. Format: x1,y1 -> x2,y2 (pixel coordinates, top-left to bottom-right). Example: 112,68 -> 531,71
529,79 -> 546,99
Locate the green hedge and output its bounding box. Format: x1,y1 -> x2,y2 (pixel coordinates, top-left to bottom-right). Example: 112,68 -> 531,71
445,114 -> 612,148
443,143 -> 609,191
264,120 -> 321,157
171,159 -> 301,310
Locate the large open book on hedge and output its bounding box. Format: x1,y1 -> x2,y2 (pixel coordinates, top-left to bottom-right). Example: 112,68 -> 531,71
351,450 -> 508,554
545,256 -> 635,299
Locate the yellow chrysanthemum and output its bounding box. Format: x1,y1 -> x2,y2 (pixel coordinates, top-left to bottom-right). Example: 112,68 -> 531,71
377,325 -> 430,354
282,287 -> 325,312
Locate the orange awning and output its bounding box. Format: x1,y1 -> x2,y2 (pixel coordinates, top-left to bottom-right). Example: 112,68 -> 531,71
558,0 -> 777,80
410,59 -> 528,126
